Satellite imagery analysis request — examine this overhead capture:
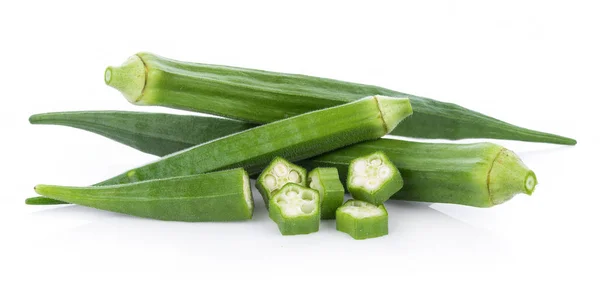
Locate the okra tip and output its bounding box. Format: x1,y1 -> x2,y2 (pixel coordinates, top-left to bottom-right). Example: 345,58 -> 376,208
374,96 -> 413,134
105,55 -> 146,104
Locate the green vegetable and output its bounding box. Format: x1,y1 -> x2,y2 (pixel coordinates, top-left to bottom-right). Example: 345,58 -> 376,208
336,200 -> 388,240
269,184 -> 320,235
308,167 -> 344,219
304,139 -> 537,207
105,52 -> 575,145
29,111 -> 253,156
26,112 -> 535,207
346,151 -> 403,205
256,157 -> 307,207
33,168 -> 254,222
84,96 -> 411,187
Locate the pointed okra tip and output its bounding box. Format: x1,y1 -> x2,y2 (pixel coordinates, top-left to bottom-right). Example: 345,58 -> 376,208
373,95 -> 413,134
105,54 -> 146,104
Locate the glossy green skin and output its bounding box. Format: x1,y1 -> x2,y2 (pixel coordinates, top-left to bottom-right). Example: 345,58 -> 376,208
29,111 -> 253,157
256,157 -> 307,208
346,152 -> 404,205
336,200 -> 388,240
130,52 -> 575,145
305,140 -> 507,207
308,168 -> 344,220
268,184 -> 320,235
26,112 -> 532,207
34,169 -> 253,222
94,96 -> 407,186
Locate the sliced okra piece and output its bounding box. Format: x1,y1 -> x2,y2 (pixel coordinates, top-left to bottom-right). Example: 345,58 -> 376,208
308,167 -> 344,220
257,157 -> 307,207
269,183 -> 320,235
347,151 -> 403,205
336,200 -> 388,240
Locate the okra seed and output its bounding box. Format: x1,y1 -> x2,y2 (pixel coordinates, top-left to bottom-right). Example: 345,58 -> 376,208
287,191 -> 298,197
277,197 -> 287,204
365,179 -> 380,190
378,166 -> 390,179
265,175 -> 277,190
288,170 -> 301,183
353,160 -> 367,175
369,158 -> 382,166
274,163 -> 288,177
301,202 -> 315,213
352,176 -> 366,186
309,180 -> 319,189
301,192 -> 314,201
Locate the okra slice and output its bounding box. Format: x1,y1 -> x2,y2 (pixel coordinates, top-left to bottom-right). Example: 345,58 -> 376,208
257,157 -> 307,207
308,167 -> 344,220
336,200 -> 388,240
269,184 -> 320,235
347,151 -> 403,205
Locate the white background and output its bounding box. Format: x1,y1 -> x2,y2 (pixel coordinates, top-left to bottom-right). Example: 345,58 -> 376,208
1,1 -> 598,291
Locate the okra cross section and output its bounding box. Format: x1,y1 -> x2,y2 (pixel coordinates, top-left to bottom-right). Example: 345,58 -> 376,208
269,184 -> 320,235
336,200 -> 388,240
308,167 -> 344,220
257,157 -> 307,207
347,151 -> 403,205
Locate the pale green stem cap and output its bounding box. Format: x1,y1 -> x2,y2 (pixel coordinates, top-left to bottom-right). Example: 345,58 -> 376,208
488,148 -> 538,206
374,95 -> 413,134
105,55 -> 146,104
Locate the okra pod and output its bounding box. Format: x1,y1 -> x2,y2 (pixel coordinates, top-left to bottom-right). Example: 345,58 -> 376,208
308,168 -> 344,219
27,112 -> 535,207
79,96 -> 411,186
336,200 -> 388,240
256,157 -> 307,207
33,168 -> 254,222
347,151 -> 403,205
106,52 -> 575,145
269,184 -> 320,235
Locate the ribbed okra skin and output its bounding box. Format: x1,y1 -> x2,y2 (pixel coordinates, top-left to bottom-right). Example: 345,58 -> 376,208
269,184 -> 320,235
308,168 -> 345,219
347,152 -> 403,205
336,200 -> 388,240
304,139 -> 537,207
26,113 -> 536,207
105,52 -> 575,145
94,96 -> 412,186
29,111 -> 253,156
256,157 -> 307,207
33,168 -> 254,222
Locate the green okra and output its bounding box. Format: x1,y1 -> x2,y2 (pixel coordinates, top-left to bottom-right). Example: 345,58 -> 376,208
256,157 -> 307,207
269,184 -> 320,235
33,168 -> 254,222
29,111 -> 253,157
336,200 -> 388,240
346,152 -> 403,205
308,167 -> 344,220
26,112 -> 536,208
47,96 -> 411,190
105,52 -> 575,145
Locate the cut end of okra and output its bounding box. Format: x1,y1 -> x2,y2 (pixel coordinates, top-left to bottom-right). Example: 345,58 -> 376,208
269,184 -> 320,235
373,96 -> 413,134
336,200 -> 388,240
347,151 -> 403,205
257,157 -> 307,207
105,54 -> 146,104
308,167 -> 345,220
488,148 -> 538,205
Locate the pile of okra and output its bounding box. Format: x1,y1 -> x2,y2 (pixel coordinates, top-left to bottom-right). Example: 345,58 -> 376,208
28,53 -> 575,239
